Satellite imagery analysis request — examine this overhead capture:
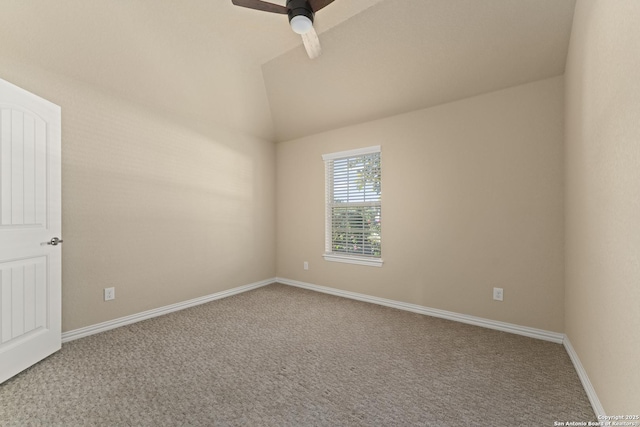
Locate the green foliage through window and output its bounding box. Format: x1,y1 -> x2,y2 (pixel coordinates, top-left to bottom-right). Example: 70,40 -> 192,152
326,150 -> 381,258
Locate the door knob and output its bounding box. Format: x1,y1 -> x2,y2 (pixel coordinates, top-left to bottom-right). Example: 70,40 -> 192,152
47,237 -> 63,246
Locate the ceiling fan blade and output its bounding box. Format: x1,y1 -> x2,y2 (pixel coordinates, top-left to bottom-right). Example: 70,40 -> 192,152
231,0 -> 288,14
308,0 -> 335,12
301,25 -> 322,59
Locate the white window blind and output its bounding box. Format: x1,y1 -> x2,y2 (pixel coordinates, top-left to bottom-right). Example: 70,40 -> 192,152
323,146 -> 382,267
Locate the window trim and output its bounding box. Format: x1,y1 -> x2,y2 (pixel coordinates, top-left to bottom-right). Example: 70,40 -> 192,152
321,145 -> 381,162
323,145 -> 383,268
322,253 -> 384,267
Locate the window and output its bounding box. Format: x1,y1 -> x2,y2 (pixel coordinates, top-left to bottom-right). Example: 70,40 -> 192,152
323,146 -> 382,267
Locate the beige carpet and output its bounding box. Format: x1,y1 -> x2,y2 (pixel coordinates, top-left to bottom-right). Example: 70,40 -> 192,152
0,283 -> 595,426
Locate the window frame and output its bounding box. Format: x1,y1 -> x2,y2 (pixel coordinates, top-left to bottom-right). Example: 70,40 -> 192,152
322,145 -> 383,268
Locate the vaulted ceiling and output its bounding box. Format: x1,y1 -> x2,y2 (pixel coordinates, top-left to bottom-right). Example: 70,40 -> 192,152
264,0 -> 577,141
0,0 -> 576,142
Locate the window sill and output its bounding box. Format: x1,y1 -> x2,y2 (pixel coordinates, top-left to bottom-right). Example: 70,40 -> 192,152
323,253 -> 384,267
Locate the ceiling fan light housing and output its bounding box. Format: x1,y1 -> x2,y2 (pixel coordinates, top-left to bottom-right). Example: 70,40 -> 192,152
287,0 -> 314,34
290,15 -> 313,34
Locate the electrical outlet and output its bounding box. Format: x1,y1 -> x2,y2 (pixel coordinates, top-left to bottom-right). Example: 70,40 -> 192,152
104,287 -> 115,301
493,287 -> 504,301
303,261 -> 309,270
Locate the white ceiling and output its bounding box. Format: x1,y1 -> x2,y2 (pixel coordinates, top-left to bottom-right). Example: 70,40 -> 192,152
263,0 -> 577,141
0,0 -> 576,142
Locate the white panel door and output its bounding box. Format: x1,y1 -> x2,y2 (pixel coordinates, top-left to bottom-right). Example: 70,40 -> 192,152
0,78 -> 61,384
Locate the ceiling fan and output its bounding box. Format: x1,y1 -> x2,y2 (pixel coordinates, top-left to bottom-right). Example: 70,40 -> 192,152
231,0 -> 335,59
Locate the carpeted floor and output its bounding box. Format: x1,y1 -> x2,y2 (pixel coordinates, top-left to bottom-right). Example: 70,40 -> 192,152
0,283 -> 595,426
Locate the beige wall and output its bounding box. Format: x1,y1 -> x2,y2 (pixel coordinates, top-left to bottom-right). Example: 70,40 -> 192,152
565,0 -> 640,414
0,59 -> 276,332
277,76 -> 565,332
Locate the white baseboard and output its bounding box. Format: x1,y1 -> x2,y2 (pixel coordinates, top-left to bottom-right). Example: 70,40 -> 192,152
61,278 -> 276,343
275,277 -> 565,344
563,337 -> 606,417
